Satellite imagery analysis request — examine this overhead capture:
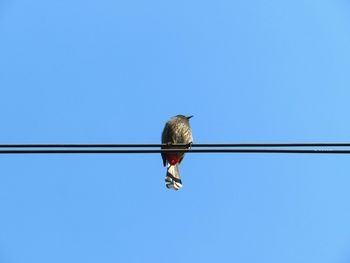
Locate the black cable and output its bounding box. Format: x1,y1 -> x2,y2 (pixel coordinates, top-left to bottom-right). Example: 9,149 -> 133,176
0,143 -> 350,148
0,144 -> 162,148
0,149 -> 350,154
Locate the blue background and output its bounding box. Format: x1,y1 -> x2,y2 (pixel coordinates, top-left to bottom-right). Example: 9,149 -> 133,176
1,0 -> 350,262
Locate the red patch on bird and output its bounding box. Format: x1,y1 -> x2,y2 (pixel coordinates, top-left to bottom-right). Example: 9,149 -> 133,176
166,154 -> 181,165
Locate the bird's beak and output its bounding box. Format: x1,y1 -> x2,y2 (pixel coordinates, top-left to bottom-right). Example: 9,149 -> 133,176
186,115 -> 194,119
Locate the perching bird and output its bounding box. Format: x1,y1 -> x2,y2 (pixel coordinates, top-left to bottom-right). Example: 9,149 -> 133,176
161,115 -> 193,190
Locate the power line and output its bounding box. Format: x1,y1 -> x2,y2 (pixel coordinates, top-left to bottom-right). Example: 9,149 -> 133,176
0,143 -> 350,148
0,149 -> 350,154
0,143 -> 349,154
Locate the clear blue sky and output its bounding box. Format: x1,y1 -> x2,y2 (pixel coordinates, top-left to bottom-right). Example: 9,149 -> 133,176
1,0 -> 350,262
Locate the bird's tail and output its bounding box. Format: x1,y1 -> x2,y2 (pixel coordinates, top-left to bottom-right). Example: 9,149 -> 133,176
165,163 -> 182,190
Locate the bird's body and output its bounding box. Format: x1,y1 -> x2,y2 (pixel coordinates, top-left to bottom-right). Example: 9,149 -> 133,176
161,115 -> 193,190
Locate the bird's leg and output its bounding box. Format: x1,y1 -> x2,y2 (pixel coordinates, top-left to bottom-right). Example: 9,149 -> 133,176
187,142 -> 193,149
165,142 -> 175,149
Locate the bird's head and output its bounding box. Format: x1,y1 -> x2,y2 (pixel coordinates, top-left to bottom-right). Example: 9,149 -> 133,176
176,114 -> 193,120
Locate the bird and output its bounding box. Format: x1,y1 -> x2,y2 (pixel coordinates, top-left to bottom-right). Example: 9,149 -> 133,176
161,115 -> 193,190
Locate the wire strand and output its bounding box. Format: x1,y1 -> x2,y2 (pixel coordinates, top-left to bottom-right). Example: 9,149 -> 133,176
0,149 -> 350,154
0,143 -> 350,148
